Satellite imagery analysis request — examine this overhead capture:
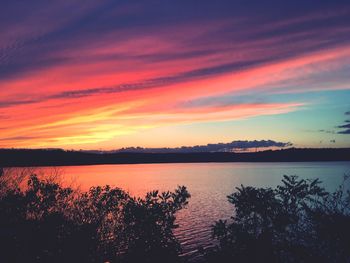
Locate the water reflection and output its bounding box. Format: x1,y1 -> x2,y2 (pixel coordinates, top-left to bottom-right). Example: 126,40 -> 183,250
38,162 -> 349,260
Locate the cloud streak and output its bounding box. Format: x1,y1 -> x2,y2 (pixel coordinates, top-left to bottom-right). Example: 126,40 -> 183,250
333,111 -> 350,135
0,0 -> 349,148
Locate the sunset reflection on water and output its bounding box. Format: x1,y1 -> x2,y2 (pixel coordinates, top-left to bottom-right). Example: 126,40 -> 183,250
36,162 -> 350,260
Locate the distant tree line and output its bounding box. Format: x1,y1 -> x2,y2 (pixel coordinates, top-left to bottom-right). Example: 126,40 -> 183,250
1,148 -> 350,167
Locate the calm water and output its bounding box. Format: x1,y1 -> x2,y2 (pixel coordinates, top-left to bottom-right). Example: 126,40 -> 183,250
40,162 -> 350,261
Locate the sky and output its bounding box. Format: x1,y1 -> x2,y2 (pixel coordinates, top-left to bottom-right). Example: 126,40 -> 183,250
0,0 -> 350,150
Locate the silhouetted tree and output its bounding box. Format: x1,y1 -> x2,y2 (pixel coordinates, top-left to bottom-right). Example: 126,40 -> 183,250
205,175 -> 350,263
0,174 -> 190,263
2,170 -> 349,263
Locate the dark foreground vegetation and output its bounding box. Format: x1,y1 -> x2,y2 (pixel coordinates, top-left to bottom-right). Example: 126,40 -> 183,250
0,168 -> 349,263
205,175 -> 350,263
1,148 -> 350,167
0,168 -> 190,263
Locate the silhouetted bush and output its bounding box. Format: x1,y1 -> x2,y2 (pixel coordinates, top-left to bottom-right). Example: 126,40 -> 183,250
205,175 -> 350,263
0,173 -> 190,263
2,170 -> 350,263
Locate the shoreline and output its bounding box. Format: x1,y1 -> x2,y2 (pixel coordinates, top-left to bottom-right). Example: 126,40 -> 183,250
1,148 -> 350,167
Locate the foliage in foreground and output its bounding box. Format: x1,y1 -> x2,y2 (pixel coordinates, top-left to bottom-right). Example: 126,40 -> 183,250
0,169 -> 190,263
207,175 -> 350,263
1,167 -> 350,263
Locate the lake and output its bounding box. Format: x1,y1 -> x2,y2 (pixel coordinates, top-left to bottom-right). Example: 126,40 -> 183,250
38,162 -> 350,261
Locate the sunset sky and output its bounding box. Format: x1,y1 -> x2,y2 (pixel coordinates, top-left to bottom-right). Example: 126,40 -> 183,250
1,0 -> 350,149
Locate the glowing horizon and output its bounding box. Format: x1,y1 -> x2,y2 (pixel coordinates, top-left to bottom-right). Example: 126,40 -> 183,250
1,1 -> 350,149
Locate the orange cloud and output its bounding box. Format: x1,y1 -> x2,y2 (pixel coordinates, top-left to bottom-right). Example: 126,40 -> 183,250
0,26 -> 349,149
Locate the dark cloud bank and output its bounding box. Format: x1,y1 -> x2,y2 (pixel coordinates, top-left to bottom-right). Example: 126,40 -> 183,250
336,111 -> 350,134
318,111 -> 350,135
114,140 -> 292,153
